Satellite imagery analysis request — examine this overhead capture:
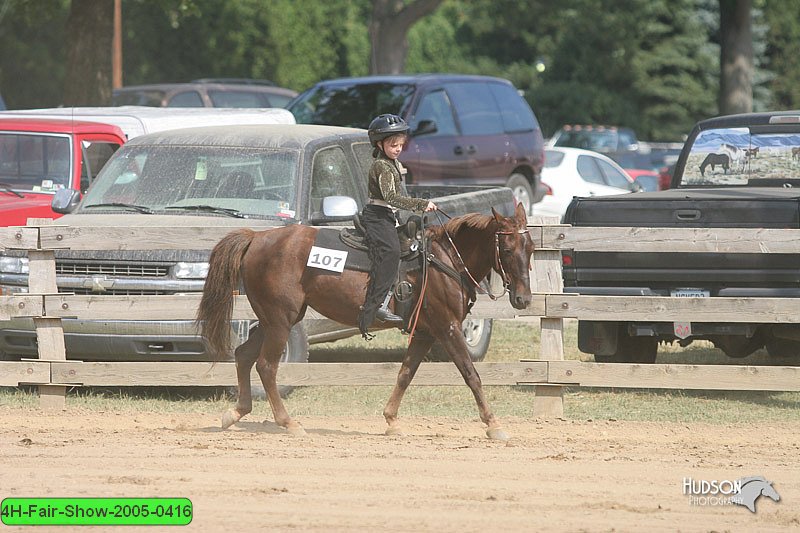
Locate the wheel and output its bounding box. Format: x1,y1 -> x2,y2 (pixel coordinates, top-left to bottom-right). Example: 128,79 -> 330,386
505,173 -> 534,214
594,333 -> 657,364
231,322 -> 309,399
429,318 -> 493,362
765,338 -> 800,358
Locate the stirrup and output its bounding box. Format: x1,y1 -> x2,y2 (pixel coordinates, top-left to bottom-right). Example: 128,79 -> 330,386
376,307 -> 403,323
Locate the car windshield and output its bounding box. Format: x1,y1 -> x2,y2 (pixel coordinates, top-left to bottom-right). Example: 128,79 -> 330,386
80,145 -> 299,219
0,132 -> 72,193
288,82 -> 415,128
681,126 -> 800,187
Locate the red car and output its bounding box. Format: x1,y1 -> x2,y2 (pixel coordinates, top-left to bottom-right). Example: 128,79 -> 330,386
0,118 -> 125,226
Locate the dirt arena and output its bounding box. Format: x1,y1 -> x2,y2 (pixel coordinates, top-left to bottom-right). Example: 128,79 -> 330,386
1,406 -> 798,532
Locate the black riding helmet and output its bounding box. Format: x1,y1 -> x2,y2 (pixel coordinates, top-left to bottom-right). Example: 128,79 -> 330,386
368,114 -> 409,147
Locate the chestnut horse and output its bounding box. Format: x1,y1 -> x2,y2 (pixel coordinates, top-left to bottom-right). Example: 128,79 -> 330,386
197,202 -> 533,440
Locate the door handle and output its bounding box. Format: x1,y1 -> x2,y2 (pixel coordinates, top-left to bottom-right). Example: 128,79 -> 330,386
466,145 -> 477,154
675,209 -> 701,221
453,145 -> 464,155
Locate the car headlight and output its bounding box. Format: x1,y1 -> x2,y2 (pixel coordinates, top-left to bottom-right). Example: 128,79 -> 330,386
174,262 -> 209,279
0,257 -> 29,274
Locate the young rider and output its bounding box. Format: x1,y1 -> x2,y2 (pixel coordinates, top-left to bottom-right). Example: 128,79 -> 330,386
358,114 -> 437,339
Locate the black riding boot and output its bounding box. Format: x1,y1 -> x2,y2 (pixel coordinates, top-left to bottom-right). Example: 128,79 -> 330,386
376,290 -> 402,323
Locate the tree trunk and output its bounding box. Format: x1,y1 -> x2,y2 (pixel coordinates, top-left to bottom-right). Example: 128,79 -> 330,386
718,0 -> 753,115
63,0 -> 115,106
369,0 -> 443,74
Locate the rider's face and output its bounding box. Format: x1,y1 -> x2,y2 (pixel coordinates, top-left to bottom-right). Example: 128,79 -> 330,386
380,135 -> 406,160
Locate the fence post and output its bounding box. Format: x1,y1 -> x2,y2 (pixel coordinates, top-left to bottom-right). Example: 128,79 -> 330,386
27,219 -> 67,409
532,224 -> 565,417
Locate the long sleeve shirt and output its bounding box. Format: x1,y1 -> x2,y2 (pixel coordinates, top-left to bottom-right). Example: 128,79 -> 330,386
367,155 -> 428,212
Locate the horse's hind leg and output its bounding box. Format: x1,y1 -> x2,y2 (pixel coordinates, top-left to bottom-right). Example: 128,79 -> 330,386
383,333 -> 435,436
441,325 -> 509,441
221,331 -> 261,429
254,323 -> 306,436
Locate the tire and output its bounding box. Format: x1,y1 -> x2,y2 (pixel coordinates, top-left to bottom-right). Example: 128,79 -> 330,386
765,338 -> 800,358
232,322 -> 309,399
594,333 -> 657,364
506,173 -> 534,214
429,318 -> 493,362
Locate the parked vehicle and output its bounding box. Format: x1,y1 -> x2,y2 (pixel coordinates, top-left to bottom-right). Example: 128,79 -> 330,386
562,110 -> 800,362
287,74 -> 545,214
625,168 -> 660,192
533,147 -> 640,220
0,124 -> 515,364
0,107 -> 295,225
112,81 -> 298,108
0,118 -> 126,226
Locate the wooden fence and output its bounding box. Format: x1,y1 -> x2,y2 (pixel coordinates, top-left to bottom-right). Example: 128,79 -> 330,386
1,221 -> 798,416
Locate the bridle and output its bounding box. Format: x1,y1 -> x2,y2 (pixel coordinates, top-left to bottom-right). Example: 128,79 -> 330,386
433,210 -> 528,301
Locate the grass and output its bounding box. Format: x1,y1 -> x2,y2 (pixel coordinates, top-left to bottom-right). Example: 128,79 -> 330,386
2,319 -> 799,424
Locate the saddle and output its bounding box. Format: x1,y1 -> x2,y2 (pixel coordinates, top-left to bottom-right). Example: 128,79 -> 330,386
339,214 -> 423,259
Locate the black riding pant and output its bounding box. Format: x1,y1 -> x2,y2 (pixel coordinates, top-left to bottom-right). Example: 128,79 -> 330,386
359,204 -> 400,335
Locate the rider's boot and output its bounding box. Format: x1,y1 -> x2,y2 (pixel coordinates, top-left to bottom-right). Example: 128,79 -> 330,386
375,290 -> 403,323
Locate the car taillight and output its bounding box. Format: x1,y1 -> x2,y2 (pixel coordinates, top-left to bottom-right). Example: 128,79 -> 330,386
562,252 -> 573,266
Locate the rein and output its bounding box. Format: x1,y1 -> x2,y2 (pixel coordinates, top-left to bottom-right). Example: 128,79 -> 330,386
431,210 -> 523,301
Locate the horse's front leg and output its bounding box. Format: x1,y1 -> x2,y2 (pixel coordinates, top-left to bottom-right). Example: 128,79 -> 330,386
383,332 -> 435,436
441,322 -> 509,441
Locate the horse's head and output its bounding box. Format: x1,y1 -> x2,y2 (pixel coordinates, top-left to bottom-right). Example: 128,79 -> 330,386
492,202 -> 534,310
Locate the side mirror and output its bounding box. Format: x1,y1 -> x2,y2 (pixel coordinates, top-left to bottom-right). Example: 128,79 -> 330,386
412,119 -> 437,136
311,195 -> 358,224
52,188 -> 81,214
629,181 -> 644,193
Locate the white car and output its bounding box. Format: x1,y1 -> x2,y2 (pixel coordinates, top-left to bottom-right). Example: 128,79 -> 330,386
533,147 -> 640,220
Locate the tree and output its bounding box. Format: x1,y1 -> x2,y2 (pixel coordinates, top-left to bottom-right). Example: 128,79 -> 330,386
63,0 -> 115,106
718,0 -> 753,114
369,0 -> 443,74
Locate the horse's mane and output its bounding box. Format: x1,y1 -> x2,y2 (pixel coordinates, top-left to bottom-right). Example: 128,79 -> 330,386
427,213 -> 494,241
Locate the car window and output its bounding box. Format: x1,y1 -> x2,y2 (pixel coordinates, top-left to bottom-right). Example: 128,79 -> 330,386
544,150 -> 565,168
411,89 -> 458,137
208,90 -> 269,108
0,133 -> 72,192
80,141 -> 120,193
576,155 -> 605,185
112,90 -> 165,106
288,83 -> 415,128
445,82 -> 504,135
351,141 -> 374,177
310,146 -> 360,217
596,158 -> 632,189
488,82 -> 538,133
167,91 -> 204,107
265,93 -> 293,108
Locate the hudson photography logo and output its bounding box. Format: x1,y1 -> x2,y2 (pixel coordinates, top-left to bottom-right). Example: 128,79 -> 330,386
683,476 -> 781,513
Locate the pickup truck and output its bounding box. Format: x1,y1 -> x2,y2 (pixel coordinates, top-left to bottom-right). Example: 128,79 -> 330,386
0,107 -> 295,226
563,110 -> 800,362
0,124 -> 515,364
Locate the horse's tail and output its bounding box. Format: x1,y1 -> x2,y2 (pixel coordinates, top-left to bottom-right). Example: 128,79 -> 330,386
197,228 -> 256,359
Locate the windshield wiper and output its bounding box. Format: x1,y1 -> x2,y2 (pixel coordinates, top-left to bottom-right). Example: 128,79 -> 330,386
164,205 -> 248,218
83,202 -> 154,214
0,182 -> 24,198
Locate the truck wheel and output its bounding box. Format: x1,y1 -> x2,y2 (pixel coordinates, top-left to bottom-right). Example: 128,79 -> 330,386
232,322 -> 309,399
765,338 -> 800,358
594,334 -> 657,364
506,174 -> 534,214
429,318 -> 493,362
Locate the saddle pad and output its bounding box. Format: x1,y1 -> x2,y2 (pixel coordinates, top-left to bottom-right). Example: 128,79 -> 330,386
312,227 -> 372,272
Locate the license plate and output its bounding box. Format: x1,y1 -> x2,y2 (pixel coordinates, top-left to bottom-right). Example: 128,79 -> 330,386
670,289 -> 710,298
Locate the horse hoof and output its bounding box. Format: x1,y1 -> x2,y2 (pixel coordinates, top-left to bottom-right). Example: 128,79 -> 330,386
486,427 -> 510,441
221,409 -> 242,430
286,423 -> 307,436
385,425 -> 404,436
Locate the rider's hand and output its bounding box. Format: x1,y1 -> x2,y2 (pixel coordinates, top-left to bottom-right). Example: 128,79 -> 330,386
424,201 -> 437,212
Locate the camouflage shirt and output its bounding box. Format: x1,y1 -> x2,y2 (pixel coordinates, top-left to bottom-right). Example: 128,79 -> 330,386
367,154 -> 428,212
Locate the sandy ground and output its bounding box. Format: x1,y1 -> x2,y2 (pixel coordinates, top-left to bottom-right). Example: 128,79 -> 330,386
1,406 -> 798,532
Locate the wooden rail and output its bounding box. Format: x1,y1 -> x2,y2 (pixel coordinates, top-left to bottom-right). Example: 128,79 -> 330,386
0,222 -> 798,415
